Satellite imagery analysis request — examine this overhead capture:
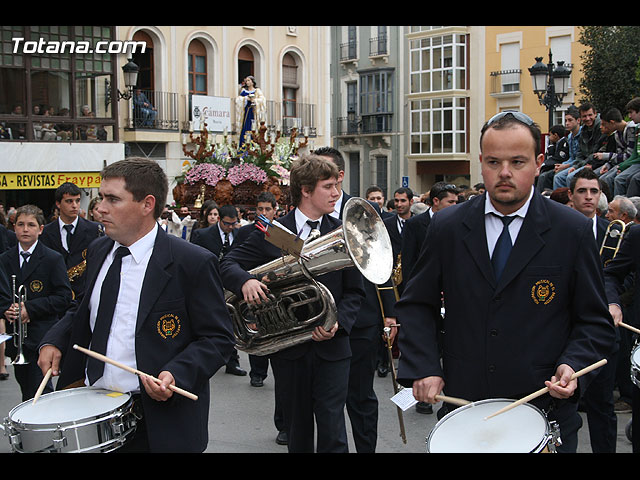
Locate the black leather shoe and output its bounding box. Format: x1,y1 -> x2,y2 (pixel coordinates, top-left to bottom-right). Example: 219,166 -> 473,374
276,431 -> 288,445
416,401 -> 433,414
250,376 -> 264,387
225,365 -> 247,376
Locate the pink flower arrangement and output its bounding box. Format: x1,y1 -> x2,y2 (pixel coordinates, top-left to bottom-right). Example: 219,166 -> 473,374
184,163 -> 227,186
227,163 -> 268,186
269,164 -> 290,185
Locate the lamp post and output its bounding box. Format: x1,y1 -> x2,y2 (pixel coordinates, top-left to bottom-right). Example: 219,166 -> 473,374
528,50 -> 572,129
118,58 -> 139,101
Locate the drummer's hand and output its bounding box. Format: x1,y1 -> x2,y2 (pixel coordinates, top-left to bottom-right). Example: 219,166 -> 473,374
38,344 -> 62,377
141,371 -> 174,402
545,363 -> 577,399
242,279 -> 270,305
609,303 -> 623,327
413,376 -> 445,404
312,322 -> 338,342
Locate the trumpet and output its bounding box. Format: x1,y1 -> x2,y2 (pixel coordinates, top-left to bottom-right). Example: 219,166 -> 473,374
600,219 -> 632,266
10,275 -> 28,365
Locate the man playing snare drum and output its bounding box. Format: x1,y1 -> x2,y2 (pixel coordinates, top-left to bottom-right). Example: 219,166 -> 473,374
396,112 -> 616,452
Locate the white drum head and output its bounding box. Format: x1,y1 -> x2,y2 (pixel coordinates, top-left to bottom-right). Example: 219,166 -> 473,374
427,399 -> 548,453
10,387 -> 131,425
632,346 -> 640,366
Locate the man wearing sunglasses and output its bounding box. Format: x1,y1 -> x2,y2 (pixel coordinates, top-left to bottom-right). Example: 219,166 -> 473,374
190,204 -> 246,377
396,111 -> 616,453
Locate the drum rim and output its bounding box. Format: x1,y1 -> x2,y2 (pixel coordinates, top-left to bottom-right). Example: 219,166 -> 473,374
425,397 -> 551,453
6,387 -> 133,429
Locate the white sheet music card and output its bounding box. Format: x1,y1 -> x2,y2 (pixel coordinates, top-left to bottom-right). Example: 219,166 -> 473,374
391,387 -> 418,411
0,333 -> 11,345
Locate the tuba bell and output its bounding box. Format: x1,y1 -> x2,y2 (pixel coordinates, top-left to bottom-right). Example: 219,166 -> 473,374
226,197 -> 394,356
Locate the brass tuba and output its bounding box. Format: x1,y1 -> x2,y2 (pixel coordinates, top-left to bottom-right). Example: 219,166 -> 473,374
226,197 -> 394,355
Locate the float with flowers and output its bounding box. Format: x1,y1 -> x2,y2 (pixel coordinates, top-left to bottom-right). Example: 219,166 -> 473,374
174,121 -> 309,212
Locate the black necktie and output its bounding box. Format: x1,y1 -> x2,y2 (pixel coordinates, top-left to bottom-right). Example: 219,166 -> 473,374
306,220 -> 319,231
491,215 -> 515,281
87,246 -> 131,384
63,224 -> 73,249
220,232 -> 230,260
20,251 -> 31,270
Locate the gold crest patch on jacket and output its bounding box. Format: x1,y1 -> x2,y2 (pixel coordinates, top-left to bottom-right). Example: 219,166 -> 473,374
157,313 -> 181,339
531,279 -> 555,305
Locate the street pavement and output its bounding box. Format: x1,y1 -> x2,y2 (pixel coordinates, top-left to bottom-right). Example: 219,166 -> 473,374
0,350 -> 633,453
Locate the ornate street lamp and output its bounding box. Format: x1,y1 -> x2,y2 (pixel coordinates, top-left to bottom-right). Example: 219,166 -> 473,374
528,50 -> 572,128
118,58 -> 139,100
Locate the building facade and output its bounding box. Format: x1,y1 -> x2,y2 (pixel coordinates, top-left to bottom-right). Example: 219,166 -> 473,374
0,25 -> 330,215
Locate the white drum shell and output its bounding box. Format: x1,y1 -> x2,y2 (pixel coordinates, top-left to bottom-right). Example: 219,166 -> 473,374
3,387 -> 136,453
631,345 -> 640,388
426,398 -> 553,453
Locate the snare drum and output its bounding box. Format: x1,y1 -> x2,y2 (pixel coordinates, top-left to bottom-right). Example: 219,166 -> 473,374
3,387 -> 137,453
426,398 -> 560,453
631,344 -> 640,388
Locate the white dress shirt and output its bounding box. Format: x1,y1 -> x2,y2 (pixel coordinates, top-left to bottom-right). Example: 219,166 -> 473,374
294,208 -> 323,241
58,216 -> 79,252
330,191 -> 344,219
18,240 -> 37,268
484,187 -> 534,258
88,225 -> 157,393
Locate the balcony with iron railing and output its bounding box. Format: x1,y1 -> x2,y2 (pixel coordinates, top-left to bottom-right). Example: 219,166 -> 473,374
178,96 -> 317,137
123,89 -> 179,130
489,69 -> 522,97
336,112 -> 393,136
369,35 -> 388,57
340,41 -> 358,62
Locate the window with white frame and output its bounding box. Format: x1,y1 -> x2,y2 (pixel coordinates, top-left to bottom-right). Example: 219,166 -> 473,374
409,33 -> 467,94
410,97 -> 466,154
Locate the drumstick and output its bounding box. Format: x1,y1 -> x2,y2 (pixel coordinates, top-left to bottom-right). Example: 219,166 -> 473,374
620,322 -> 640,335
73,344 -> 198,401
32,367 -> 52,405
484,358 -> 608,420
435,394 -> 471,407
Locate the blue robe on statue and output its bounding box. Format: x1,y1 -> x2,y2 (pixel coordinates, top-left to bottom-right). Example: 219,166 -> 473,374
238,89 -> 256,147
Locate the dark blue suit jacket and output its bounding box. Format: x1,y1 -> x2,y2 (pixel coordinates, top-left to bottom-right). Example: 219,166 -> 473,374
401,209 -> 432,283
397,192 -> 616,407
190,224 -> 224,257
40,216 -> 103,297
219,209 -> 365,361
40,225 -> 235,452
0,241 -> 72,352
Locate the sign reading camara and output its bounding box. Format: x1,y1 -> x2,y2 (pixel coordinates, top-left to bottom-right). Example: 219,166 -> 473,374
191,95 -> 231,133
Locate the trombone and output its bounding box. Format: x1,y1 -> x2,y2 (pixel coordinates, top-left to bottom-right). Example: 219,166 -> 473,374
375,263 -> 406,444
600,219 -> 632,266
9,275 -> 28,365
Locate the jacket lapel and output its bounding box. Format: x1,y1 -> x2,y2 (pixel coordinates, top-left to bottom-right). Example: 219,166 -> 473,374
20,242 -> 43,282
494,192 -> 549,294
462,195 -> 496,289
136,226 -> 172,333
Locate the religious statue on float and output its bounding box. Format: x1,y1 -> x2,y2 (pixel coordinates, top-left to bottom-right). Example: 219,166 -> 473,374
235,75 -> 266,147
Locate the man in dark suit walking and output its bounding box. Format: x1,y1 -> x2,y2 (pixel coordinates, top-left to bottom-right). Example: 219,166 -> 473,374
220,154 -> 365,452
190,204 -> 246,377
396,111 -> 616,452
566,167 -> 618,452
401,181 -> 459,283
313,146 -> 352,219
40,182 -> 103,298
38,158 -> 235,453
1,205 -> 72,401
